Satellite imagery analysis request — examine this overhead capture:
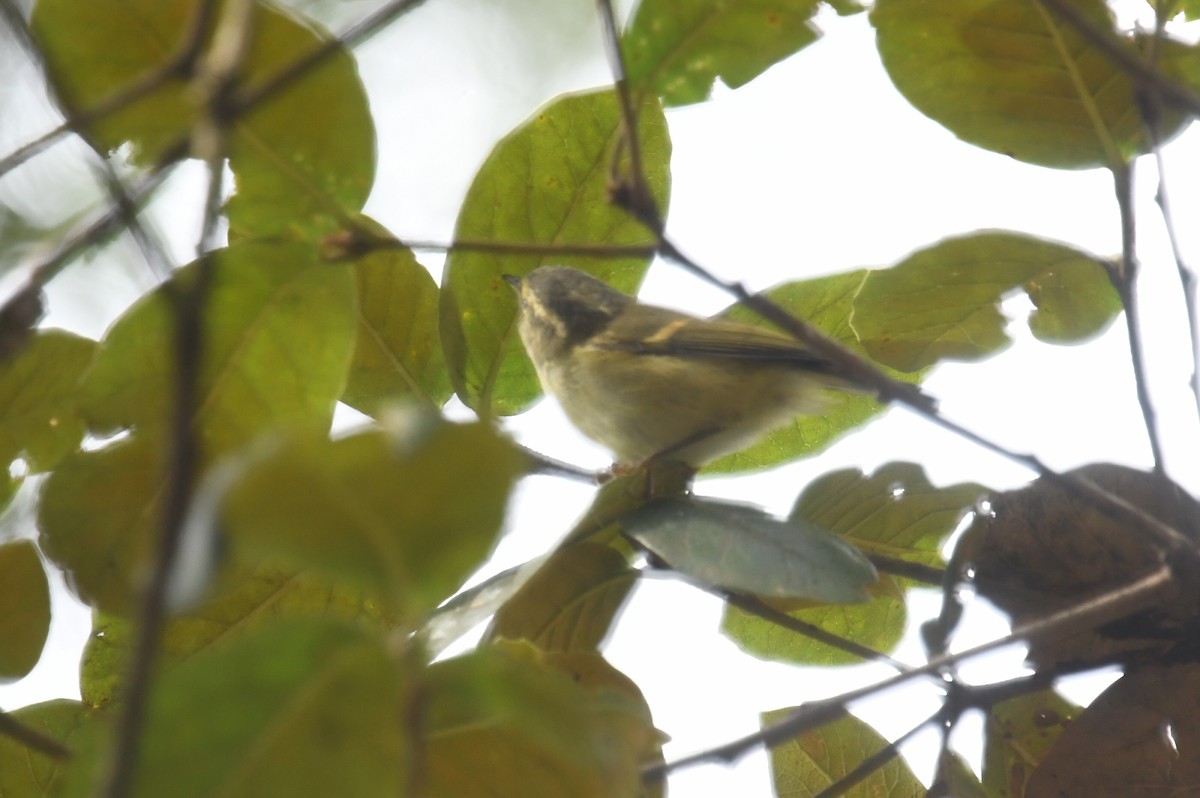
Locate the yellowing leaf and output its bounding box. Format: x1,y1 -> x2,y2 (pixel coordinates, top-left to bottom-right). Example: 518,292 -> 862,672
423,643 -> 658,798
763,709 -> 924,797
487,543 -> 638,651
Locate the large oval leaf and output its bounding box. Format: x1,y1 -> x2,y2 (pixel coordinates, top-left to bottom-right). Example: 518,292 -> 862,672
871,0 -> 1192,168
622,496 -> 877,603
32,0 -> 375,240
82,239 -> 356,461
440,88 -> 671,414
0,539 -> 51,679
0,329 -> 95,473
853,231 -> 1120,371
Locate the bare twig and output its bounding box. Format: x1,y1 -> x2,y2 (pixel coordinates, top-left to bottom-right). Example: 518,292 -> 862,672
594,0 -> 661,232
643,563 -> 1173,780
325,229 -> 657,262
1109,163 -> 1167,473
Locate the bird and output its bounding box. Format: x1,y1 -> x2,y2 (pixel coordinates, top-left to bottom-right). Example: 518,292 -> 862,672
505,266 -> 855,469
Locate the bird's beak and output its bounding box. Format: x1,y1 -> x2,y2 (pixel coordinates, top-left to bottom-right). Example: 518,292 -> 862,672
502,274 -> 521,291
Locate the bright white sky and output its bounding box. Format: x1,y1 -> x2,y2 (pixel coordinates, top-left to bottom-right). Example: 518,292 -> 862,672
3,0 -> 1200,795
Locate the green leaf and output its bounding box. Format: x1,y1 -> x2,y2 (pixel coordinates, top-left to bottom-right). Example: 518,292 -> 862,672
486,543 -> 638,651
853,231 -> 1120,372
64,620 -> 407,798
441,88 -> 671,414
0,700 -> 89,795
0,539 -> 51,679
623,0 -> 822,106
983,688 -> 1079,798
622,496 -> 877,603
32,0 -> 375,240
762,709 -> 924,797
342,236 -> 452,415
82,239 -> 356,460
706,271 -> 914,474
38,436 -> 163,614
723,579 -> 907,666
723,463 -> 983,665
80,566 -> 388,706
423,643 -> 658,798
222,417 -> 523,617
870,0 -> 1178,169
792,462 -> 986,567
0,329 -> 95,472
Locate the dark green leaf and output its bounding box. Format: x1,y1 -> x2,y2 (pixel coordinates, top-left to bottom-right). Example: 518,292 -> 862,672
623,0 -> 822,106
82,240 -> 356,460
853,231 -> 1120,371
762,709 -> 924,796
38,436 -> 163,614
0,539 -> 51,679
32,0 -> 375,240
222,417 -> 523,617
486,543 -> 638,651
871,0 -> 1183,168
441,88 -> 670,414
423,642 -> 658,798
342,235 -> 452,415
622,497 -> 876,603
0,329 -> 95,472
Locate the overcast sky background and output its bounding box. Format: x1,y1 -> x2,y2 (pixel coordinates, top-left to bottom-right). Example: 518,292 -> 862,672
2,0 -> 1200,794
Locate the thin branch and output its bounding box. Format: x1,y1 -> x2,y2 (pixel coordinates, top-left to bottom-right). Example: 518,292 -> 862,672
1110,163 -> 1167,473
325,229 -> 657,261
518,445 -> 604,483
719,589 -> 911,672
593,0 -> 661,232
865,553 -> 944,586
0,709 -> 71,761
643,563 -> 1173,781
99,3 -> 255,796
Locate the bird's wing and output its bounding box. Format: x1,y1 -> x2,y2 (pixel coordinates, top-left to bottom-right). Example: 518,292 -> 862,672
591,312 -> 840,373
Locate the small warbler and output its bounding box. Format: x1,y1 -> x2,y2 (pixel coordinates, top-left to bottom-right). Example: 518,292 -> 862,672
505,266 -> 855,468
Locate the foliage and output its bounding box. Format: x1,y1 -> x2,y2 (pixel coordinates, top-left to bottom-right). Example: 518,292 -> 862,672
1,0 -> 1199,797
